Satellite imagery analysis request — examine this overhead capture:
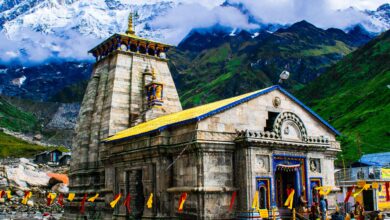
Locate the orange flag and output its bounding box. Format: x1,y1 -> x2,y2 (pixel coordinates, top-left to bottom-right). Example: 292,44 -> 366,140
21,191 -> 32,205
178,192 -> 188,212
0,190 -> 4,198
47,193 -> 57,206
110,193 -> 122,208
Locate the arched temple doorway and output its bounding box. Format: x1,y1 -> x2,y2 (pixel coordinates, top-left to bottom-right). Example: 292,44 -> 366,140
273,155 -> 307,208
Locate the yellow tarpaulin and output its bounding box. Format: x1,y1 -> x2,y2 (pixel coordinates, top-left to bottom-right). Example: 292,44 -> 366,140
382,168 -> 390,179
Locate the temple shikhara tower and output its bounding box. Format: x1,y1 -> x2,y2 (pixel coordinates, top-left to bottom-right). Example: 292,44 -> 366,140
68,13 -> 341,219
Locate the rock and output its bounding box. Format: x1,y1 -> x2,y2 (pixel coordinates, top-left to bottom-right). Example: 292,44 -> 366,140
34,134 -> 43,141
27,200 -> 34,207
16,190 -> 24,197
19,158 -> 30,164
0,177 -> 8,187
51,183 -> 68,194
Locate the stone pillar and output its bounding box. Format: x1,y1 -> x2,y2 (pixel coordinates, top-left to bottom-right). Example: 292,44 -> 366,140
235,144 -> 252,211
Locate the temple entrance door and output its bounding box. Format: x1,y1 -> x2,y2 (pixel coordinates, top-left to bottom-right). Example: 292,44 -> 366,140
126,169 -> 145,218
275,170 -> 296,207
362,190 -> 374,211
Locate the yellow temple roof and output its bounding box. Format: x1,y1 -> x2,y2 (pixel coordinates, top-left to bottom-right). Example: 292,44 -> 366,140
104,85 -> 340,143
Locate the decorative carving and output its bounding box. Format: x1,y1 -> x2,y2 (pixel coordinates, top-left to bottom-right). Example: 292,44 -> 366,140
273,112 -> 307,141
273,97 -> 281,108
284,126 -> 290,135
256,155 -> 269,172
309,159 -> 321,173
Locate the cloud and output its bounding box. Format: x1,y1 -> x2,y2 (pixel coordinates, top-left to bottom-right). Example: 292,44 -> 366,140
149,3 -> 259,44
0,28 -> 99,65
224,0 -> 371,29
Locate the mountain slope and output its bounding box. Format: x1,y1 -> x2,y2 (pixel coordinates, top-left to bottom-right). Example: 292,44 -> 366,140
0,95 -> 39,132
297,30 -> 390,164
170,21 -> 370,108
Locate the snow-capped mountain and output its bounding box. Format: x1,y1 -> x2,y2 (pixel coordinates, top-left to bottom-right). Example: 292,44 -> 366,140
364,3 -> 390,32
1,0 -> 389,44
0,0 -> 177,41
0,0 -> 388,65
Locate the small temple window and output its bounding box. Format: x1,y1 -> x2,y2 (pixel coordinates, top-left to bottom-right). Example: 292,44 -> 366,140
139,46 -> 147,54
130,44 -> 137,52
265,111 -> 279,132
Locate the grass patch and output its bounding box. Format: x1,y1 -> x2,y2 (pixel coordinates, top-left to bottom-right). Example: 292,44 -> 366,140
0,132 -> 68,158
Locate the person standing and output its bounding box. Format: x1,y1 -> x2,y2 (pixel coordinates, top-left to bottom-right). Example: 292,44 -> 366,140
310,202 -> 320,220
353,201 -> 364,220
319,196 -> 327,220
299,191 -> 308,212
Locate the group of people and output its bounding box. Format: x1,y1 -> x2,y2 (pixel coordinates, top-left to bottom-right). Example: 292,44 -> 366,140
302,195 -> 379,220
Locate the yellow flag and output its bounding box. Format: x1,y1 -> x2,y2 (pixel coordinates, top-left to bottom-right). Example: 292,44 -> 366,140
48,193 -> 57,205
252,191 -> 259,210
110,194 -> 122,208
353,184 -> 370,198
147,193 -> 153,208
21,191 -> 32,205
5,190 -> 12,199
68,193 -> 75,201
284,189 -> 295,209
319,186 -> 332,196
88,193 -> 99,202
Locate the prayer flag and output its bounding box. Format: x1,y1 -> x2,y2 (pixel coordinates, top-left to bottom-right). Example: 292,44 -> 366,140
252,191 -> 259,210
58,193 -> 64,207
123,193 -> 131,213
0,190 -> 4,198
68,192 -> 75,201
80,193 -> 87,214
21,191 -> 32,205
178,192 -> 188,212
147,193 -> 153,209
110,193 -> 122,208
352,184 -> 369,198
319,186 -> 332,196
284,189 -> 295,209
229,191 -> 237,212
47,193 -> 57,206
344,186 -> 355,203
5,190 -> 11,199
385,182 -> 390,201
88,193 -> 99,202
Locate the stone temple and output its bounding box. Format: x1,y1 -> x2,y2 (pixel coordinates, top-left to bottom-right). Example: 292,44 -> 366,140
67,14 -> 341,219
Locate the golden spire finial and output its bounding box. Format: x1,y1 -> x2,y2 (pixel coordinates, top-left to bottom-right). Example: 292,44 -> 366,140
126,12 -> 135,35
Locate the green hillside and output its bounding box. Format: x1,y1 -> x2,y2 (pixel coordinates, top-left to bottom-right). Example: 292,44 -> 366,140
0,132 -> 67,158
170,21 -> 366,108
297,30 -> 390,164
0,96 -> 39,132
0,96 -> 66,158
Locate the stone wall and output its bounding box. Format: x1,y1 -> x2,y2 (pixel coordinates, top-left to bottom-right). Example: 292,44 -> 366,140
198,90 -> 337,142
